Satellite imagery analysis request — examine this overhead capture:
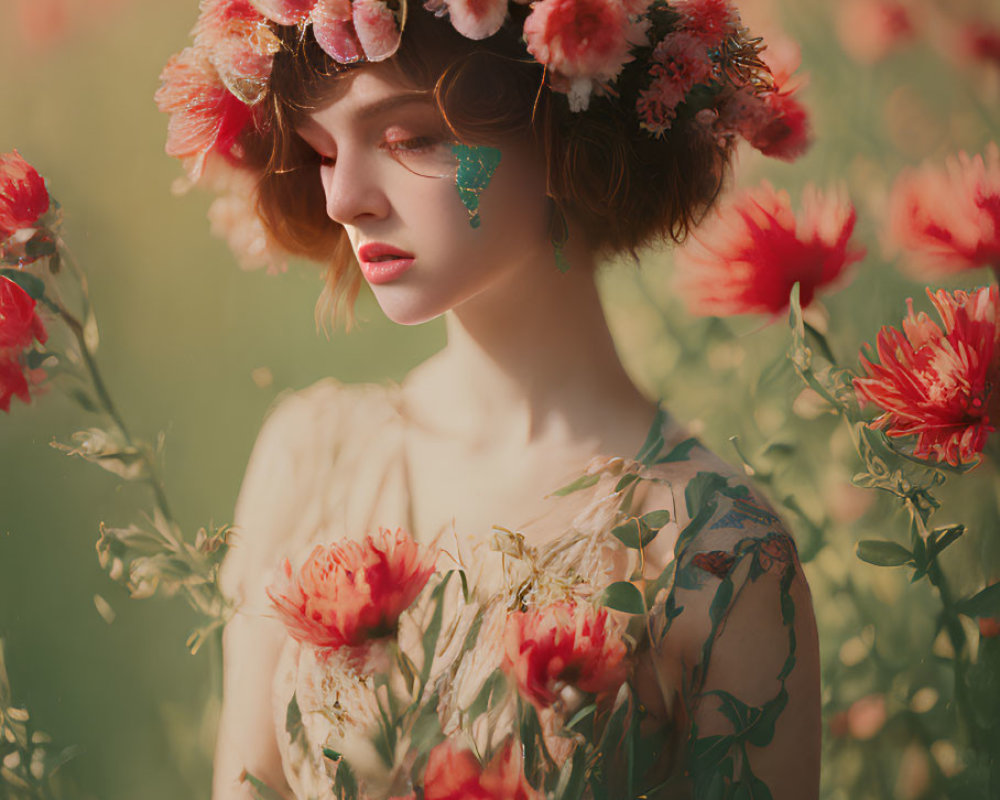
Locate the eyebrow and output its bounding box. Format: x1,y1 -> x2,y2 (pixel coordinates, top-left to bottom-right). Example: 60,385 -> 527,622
356,91 -> 435,121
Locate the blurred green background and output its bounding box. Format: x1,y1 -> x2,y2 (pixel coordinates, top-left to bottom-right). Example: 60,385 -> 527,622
1,0 -> 998,798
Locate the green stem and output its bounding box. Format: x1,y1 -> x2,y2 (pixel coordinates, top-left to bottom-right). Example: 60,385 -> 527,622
46,296 -> 175,524
925,558 -> 983,752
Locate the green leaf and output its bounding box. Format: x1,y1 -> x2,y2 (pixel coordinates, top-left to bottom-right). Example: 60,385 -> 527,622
554,745 -> 589,800
656,436 -> 700,464
856,539 -> 914,567
285,693 -> 302,740
746,689 -> 788,748
685,472 -> 729,519
241,771 -> 287,800
601,581 -> 646,614
956,582 -> 1000,619
614,472 -> 640,493
611,517 -> 663,550
0,268 -> 46,300
552,473 -> 601,497
417,571 -> 453,690
636,407 -> 669,463
468,669 -> 507,721
565,702 -> 597,731
928,525 -> 965,559
642,509 -> 671,529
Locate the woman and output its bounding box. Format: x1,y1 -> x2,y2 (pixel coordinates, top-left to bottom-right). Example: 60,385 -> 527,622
157,1 -> 821,797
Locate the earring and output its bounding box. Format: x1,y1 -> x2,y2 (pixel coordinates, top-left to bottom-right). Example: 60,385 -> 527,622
452,144 -> 502,229
550,203 -> 570,273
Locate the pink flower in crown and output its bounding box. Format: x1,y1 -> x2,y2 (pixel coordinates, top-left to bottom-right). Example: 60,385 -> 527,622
672,0 -> 736,49
0,276 -> 48,413
422,740 -> 541,800
523,0 -> 645,104
835,0 -> 915,65
155,47 -> 254,180
444,0 -> 509,40
350,0 -> 402,61
250,0 -> 316,24
502,601 -> 628,711
267,527 -> 437,651
636,31 -> 714,135
0,151 -> 50,241
310,0 -> 363,63
674,182 -> 864,316
854,286 -> 1000,467
887,144 -> 1000,278
193,0 -> 282,104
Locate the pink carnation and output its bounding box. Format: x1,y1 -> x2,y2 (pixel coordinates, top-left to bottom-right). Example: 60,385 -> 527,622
854,286 -> 1000,467
267,528 -> 436,651
636,31 -> 714,135
741,89 -> 811,161
835,0 -> 915,64
194,0 -> 281,104
444,0 -> 509,40
0,151 -> 50,240
675,181 -> 864,316
155,47 -> 253,180
673,0 -> 736,49
523,0 -> 641,83
887,144 -> 1000,278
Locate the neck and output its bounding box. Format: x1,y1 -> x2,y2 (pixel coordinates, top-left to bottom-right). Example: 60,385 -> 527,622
410,242 -> 653,450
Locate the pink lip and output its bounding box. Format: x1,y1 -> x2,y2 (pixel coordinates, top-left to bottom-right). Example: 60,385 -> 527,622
357,242 -> 415,285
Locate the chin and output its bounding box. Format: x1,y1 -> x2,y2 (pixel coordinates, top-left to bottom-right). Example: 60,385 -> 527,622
374,296 -> 448,327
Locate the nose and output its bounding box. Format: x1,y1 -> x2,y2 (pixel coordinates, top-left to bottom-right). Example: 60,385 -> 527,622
320,144 -> 390,226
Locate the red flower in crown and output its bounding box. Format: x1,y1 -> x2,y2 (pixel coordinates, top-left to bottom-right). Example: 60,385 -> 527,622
422,740 -> 541,800
502,601 -> 628,710
887,144 -> 1000,278
674,181 -> 865,316
854,286 -> 1000,467
0,276 -> 48,413
267,527 -> 436,650
0,151 -> 50,241
155,47 -> 254,180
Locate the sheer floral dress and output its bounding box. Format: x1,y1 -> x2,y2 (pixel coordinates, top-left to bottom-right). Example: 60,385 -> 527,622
221,380 -> 811,800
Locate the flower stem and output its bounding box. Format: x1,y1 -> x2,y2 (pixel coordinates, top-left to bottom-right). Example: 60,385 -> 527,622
46,295 -> 175,523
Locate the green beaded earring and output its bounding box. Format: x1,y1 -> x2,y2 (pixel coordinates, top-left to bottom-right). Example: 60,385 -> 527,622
452,144 -> 502,229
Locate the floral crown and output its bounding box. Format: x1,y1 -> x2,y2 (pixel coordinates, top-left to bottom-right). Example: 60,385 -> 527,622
157,0 -> 809,271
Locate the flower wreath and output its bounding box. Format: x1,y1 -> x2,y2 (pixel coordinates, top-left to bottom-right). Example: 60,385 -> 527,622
156,0 -> 809,270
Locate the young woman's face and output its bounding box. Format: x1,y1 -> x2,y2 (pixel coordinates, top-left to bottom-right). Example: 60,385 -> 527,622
295,64 -> 553,325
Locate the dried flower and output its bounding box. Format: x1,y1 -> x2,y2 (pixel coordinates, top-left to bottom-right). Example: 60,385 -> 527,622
0,151 -> 50,241
675,181 -> 864,316
835,0 -> 915,64
422,740 -> 540,800
887,144 -> 1000,277
267,527 -> 436,651
502,601 -> 627,710
155,47 -> 254,181
0,276 -> 48,413
854,286 -> 1000,467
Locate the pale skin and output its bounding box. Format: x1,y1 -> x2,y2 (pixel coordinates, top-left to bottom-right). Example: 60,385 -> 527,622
212,64 -> 821,799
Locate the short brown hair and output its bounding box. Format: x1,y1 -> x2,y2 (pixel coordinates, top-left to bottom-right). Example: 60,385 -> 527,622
241,1 -> 731,319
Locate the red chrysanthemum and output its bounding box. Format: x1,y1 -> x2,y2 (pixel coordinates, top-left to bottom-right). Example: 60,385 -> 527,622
673,0 -> 736,49
422,740 -> 540,800
502,602 -> 627,710
523,0 -> 640,82
960,23 -> 1000,67
0,151 -> 50,241
887,144 -> 1000,278
267,527 -> 436,650
0,276 -> 48,413
674,181 -> 865,316
193,0 -> 281,105
854,286 -> 1000,467
155,47 -> 254,180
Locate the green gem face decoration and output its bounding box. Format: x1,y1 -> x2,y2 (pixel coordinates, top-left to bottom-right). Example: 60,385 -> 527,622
452,144 -> 502,229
